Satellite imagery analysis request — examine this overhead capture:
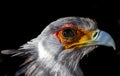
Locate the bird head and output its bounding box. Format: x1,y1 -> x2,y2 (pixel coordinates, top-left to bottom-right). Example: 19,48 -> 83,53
19,17 -> 116,76
31,17 -> 115,70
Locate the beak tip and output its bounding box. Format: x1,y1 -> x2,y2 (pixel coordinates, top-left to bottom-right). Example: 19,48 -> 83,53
110,39 -> 116,50
112,45 -> 116,50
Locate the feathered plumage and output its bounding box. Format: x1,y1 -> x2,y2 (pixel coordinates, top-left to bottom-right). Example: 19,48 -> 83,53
0,17 -> 115,76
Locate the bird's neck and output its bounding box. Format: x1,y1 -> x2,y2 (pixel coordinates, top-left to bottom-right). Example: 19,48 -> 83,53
38,48 -> 84,76
37,40 -> 90,76
38,42 -> 83,68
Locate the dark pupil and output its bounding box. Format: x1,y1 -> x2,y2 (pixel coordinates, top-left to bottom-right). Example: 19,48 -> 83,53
62,28 -> 76,37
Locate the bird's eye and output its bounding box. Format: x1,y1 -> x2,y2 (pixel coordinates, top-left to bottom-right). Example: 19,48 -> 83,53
62,28 -> 77,40
92,30 -> 100,40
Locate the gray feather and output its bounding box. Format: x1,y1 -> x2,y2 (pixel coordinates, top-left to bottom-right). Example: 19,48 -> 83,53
0,17 -> 98,76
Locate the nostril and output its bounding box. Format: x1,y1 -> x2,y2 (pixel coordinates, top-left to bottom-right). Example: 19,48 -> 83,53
93,32 -> 98,38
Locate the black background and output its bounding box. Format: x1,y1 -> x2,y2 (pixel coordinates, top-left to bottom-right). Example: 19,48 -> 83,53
0,1 -> 120,76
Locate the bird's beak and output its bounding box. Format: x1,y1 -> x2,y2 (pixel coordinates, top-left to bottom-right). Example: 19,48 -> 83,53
80,29 -> 116,50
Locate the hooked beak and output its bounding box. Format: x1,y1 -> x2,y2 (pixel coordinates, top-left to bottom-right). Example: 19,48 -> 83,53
84,29 -> 116,50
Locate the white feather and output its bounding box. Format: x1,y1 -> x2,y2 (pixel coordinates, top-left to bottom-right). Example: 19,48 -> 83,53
38,40 -> 54,60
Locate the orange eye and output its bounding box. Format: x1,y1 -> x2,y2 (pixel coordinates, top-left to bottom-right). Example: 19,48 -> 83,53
62,28 -> 77,40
